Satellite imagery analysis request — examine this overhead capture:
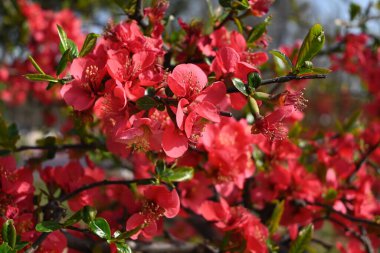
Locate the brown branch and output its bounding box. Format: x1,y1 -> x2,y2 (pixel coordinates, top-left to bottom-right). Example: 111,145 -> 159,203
302,200 -> 380,228
347,140 -> 380,184
226,74 -> 327,93
59,178 -> 155,202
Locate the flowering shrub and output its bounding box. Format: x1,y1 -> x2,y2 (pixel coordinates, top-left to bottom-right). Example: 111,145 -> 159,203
0,1 -> 379,253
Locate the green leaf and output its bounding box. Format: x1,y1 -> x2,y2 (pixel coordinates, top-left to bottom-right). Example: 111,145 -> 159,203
89,218 -> 111,240
113,0 -> 138,16
115,226 -> 142,240
270,50 -> 293,71
79,33 -> 99,57
64,210 -> 83,227
35,221 -> 62,232
233,17 -> 243,34
67,39 -> 79,58
295,24 -> 325,70
166,167 -> 194,182
0,118 -> 19,150
28,56 -> 45,74
2,220 -> 17,249
231,78 -> 248,96
219,0 -> 232,8
349,3 -> 361,21
82,206 -> 97,224
0,243 -> 15,253
289,224 -> 314,253
247,16 -> 272,44
136,96 -> 157,110
231,0 -> 250,10
14,241 -> 28,251
248,72 -> 261,90
155,160 -> 166,176
25,74 -> 59,83
115,242 -> 132,253
57,25 -> 68,52
343,110 -> 361,132
56,49 -> 71,76
296,67 -> 331,75
267,200 -> 285,234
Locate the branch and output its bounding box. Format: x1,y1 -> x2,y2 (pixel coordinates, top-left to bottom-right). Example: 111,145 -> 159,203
226,74 -> 327,93
302,200 -> 380,228
347,140 -> 380,184
10,143 -> 103,153
328,217 -> 374,253
130,0 -> 148,29
59,178 -> 155,202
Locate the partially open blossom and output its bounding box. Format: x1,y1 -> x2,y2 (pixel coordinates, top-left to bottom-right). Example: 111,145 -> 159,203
126,185 -> 180,239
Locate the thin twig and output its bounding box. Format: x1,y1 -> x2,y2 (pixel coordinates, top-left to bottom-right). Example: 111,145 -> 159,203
226,74 -> 327,93
59,178 -> 154,202
347,140 -> 380,184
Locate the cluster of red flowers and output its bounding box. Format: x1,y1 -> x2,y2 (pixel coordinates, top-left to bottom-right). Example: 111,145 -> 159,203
0,0 -> 379,253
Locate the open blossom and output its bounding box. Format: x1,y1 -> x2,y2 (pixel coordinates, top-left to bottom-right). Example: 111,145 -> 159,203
278,89 -> 308,111
252,105 -> 295,141
249,0 -> 274,17
126,185 -> 180,239
115,116 -> 162,152
61,56 -> 107,111
167,63 -> 208,100
200,198 -> 268,253
201,117 -> 255,189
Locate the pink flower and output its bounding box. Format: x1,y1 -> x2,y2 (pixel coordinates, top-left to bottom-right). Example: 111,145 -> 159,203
126,185 -> 180,239
167,63 -> 208,100
61,57 -> 106,111
249,0 -> 274,17
252,105 -> 296,141
211,47 -> 258,81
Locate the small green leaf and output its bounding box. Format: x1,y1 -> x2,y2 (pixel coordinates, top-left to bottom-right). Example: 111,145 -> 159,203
115,226 -> 142,240
82,206 -> 98,224
166,167 -> 194,182
231,78 -> 248,96
155,160 -> 166,176
267,200 -> 285,234
295,24 -> 325,70
79,33 -> 99,57
296,67 -> 331,75
14,241 -> 28,251
25,74 -> 59,83
248,72 -> 261,90
270,50 -> 293,71
343,110 -> 361,132
247,16 -> 272,44
233,17 -> 243,34
67,39 -> 79,58
115,242 -> 132,253
231,0 -> 250,10
35,221 -> 62,232
136,96 -> 157,110
2,220 -> 17,249
349,3 -> 361,21
289,224 -> 314,253
64,210 -> 83,227
28,56 -> 45,74
56,49 -> 71,76
57,25 -> 68,51
89,218 -> 111,240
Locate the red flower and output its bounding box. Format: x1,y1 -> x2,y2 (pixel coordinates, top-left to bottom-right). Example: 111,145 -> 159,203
126,185 -> 180,239
252,105 -> 295,141
61,56 -> 106,111
167,63 -> 208,100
